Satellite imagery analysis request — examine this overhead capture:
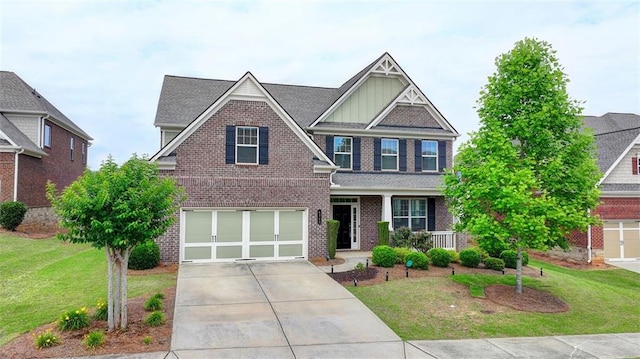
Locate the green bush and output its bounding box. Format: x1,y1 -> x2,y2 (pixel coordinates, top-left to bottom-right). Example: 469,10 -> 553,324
484,257 -> 505,271
501,250 -> 529,269
326,220 -> 339,259
144,296 -> 162,312
372,245 -> 397,267
34,329 -> 61,349
412,231 -> 433,253
391,227 -> 413,248
377,221 -> 389,246
479,239 -> 510,258
93,299 -> 107,321
429,248 -> 451,267
459,247 -> 482,268
152,292 -> 165,300
142,335 -> 153,345
58,307 -> 91,331
405,251 -> 429,270
145,311 -> 165,327
447,250 -> 460,263
393,247 -> 413,264
84,330 -> 105,349
128,240 -> 160,270
0,201 -> 27,231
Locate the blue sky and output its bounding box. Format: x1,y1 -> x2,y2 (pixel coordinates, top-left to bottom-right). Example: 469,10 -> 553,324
1,0 -> 638,169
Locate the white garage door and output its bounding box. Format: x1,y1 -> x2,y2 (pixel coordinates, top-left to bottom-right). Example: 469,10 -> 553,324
182,209 -> 306,262
603,221 -> 640,260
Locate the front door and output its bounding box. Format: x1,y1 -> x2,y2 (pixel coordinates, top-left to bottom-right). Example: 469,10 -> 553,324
334,205 -> 351,249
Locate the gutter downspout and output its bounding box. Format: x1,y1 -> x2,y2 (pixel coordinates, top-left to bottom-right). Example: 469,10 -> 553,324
13,148 -> 24,201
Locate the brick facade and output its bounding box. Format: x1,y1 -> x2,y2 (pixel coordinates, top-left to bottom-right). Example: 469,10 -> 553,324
0,152 -> 15,202
157,100 -> 331,263
359,196 -> 382,251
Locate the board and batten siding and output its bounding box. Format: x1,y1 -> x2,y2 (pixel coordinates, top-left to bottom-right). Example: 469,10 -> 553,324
4,114 -> 40,146
325,76 -> 405,124
603,145 -> 640,184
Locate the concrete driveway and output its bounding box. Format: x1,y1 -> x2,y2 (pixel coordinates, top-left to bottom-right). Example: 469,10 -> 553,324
171,261 -> 404,358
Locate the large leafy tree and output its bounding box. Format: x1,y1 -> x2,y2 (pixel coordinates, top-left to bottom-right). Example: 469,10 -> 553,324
444,38 -> 601,293
46,155 -> 185,330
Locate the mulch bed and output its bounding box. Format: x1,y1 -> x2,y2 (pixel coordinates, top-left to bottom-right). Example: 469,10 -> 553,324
485,284 -> 569,313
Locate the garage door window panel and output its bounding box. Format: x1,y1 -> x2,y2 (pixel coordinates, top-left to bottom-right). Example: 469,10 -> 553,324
217,211 -> 243,242
279,211 -> 303,241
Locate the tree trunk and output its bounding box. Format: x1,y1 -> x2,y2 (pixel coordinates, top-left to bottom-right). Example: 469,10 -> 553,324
112,249 -> 121,330
119,248 -> 131,329
516,247 -> 523,294
106,246 -> 115,331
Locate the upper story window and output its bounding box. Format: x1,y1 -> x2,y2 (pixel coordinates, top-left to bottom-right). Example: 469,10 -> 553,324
43,124 -> 52,148
70,137 -> 75,161
381,138 -> 398,171
421,140 -> 438,171
333,136 -> 352,169
236,126 -> 258,164
81,142 -> 87,164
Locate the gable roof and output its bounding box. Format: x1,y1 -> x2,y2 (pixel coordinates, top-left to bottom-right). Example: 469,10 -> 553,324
583,112 -> 640,186
151,72 -> 335,170
0,113 -> 46,157
0,71 -> 92,140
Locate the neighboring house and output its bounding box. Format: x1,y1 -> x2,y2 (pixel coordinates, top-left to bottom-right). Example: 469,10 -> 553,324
0,71 -> 92,223
565,113 -> 640,262
151,53 -> 460,263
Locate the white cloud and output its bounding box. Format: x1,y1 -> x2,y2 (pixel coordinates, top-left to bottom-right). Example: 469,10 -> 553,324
1,0 -> 638,168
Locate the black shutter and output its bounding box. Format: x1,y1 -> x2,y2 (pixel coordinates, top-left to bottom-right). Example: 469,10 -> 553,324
259,127 -> 269,165
225,125 -> 236,164
415,139 -> 422,172
325,135 -> 334,160
374,138 -> 381,171
438,141 -> 447,172
399,139 -> 407,172
353,137 -> 361,171
427,198 -> 436,231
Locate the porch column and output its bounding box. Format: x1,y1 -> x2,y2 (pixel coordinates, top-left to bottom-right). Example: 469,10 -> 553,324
382,194 -> 393,231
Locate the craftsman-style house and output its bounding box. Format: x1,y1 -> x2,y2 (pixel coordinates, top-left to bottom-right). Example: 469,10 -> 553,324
151,53 -> 460,263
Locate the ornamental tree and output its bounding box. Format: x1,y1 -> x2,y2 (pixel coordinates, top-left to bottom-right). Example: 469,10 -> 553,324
443,38 -> 601,293
46,155 -> 185,330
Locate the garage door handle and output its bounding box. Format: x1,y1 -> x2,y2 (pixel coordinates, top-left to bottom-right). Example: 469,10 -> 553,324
212,235 -> 216,243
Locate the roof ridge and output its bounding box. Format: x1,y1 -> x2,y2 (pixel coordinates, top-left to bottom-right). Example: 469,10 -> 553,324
594,126 -> 640,136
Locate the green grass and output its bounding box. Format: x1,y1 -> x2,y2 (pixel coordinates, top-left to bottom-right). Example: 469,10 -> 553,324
350,259 -> 640,340
0,235 -> 176,346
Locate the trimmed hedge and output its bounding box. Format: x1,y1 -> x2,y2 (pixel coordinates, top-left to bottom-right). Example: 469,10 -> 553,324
128,241 -> 160,270
405,251 -> 429,270
0,201 -> 27,231
484,257 -> 505,271
326,220 -> 339,259
501,250 -> 529,269
372,245 -> 396,267
393,247 -> 413,264
447,250 -> 460,263
377,221 -> 390,246
459,247 -> 482,268
428,248 -> 451,268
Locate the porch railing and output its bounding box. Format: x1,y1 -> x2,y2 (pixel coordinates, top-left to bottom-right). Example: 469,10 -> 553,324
430,231 -> 456,250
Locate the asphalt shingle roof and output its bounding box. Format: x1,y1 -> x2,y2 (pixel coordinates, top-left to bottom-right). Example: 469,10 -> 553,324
0,113 -> 46,156
583,113 -> 640,174
332,172 -> 443,190
0,71 -> 92,140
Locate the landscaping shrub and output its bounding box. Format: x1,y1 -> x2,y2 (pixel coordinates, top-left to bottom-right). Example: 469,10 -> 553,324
393,247 -> 413,264
142,336 -> 153,345
412,231 -> 433,254
145,311 -> 165,327
459,247 -> 482,268
372,245 -> 397,267
429,248 -> 451,267
326,220 -> 339,259
484,257 -> 505,271
0,201 -> 27,231
128,240 -> 160,270
144,295 -> 163,312
501,249 -> 529,269
479,239 -> 510,258
447,250 -> 460,263
390,227 -> 413,248
84,330 -> 105,349
377,221 -> 390,246
34,330 -> 61,349
93,299 -> 108,321
58,307 -> 90,331
405,251 -> 429,270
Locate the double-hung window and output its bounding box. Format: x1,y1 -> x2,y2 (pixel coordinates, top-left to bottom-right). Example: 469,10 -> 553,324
81,142 -> 87,164
421,140 -> 438,171
43,124 -> 52,148
70,137 -> 75,161
333,136 -> 352,169
381,138 -> 398,171
236,126 -> 258,164
392,198 -> 427,231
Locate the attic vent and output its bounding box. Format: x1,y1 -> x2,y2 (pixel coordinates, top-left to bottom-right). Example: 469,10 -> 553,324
31,88 -> 41,98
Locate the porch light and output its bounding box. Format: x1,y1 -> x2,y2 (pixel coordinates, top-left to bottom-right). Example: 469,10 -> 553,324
317,209 -> 322,225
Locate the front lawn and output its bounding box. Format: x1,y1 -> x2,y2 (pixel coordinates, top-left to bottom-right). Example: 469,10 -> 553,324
349,259 -> 640,340
0,234 -> 176,346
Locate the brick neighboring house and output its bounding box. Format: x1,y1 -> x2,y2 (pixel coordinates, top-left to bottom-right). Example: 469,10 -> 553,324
0,71 -> 92,226
563,113 -> 640,262
151,53 -> 460,263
